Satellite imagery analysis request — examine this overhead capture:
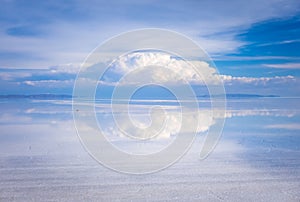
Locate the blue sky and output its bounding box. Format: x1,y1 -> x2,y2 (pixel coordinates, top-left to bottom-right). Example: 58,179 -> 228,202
0,0 -> 300,96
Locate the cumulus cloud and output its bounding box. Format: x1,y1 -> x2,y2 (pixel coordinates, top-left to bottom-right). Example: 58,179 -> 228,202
101,51 -> 220,85
99,51 -> 297,86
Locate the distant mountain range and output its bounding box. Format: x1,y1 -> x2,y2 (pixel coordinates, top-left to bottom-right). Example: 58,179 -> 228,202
197,94 -> 279,99
0,94 -> 72,99
0,93 -> 279,100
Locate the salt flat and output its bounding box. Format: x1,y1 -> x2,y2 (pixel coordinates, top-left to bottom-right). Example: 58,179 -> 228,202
0,98 -> 299,201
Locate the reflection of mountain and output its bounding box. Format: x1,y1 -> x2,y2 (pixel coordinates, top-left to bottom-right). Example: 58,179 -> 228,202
198,94 -> 279,99
0,93 -> 279,100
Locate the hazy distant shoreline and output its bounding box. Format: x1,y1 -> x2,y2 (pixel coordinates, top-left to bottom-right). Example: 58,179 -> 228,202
0,93 -> 279,100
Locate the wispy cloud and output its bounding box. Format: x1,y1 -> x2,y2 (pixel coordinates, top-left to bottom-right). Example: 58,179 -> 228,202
266,124 -> 300,130
256,39 -> 300,47
213,55 -> 300,61
220,75 -> 295,84
264,63 -> 300,69
22,79 -> 74,87
0,0 -> 299,68
0,0 -> 299,97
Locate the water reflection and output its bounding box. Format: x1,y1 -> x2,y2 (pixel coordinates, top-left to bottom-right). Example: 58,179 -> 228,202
0,98 -> 299,156
0,98 -> 300,200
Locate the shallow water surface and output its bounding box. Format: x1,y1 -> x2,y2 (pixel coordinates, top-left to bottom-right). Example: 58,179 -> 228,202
0,98 -> 299,201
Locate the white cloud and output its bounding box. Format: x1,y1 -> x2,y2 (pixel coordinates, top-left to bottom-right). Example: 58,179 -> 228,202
264,63 -> 300,69
103,51 -> 221,85
49,63 -> 81,74
213,55 -> 300,61
220,75 -> 295,84
266,124 -> 300,130
256,39 -> 300,47
100,52 -> 297,86
22,79 -> 74,87
1,0 -> 299,68
225,109 -> 296,118
0,71 -> 32,81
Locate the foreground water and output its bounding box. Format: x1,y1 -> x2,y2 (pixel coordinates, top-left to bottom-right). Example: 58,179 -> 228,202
0,98 -> 299,201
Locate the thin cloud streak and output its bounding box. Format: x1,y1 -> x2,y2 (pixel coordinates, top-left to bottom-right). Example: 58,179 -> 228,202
264,63 -> 300,69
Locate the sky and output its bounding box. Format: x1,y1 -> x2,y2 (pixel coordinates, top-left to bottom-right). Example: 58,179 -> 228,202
0,0 -> 300,96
